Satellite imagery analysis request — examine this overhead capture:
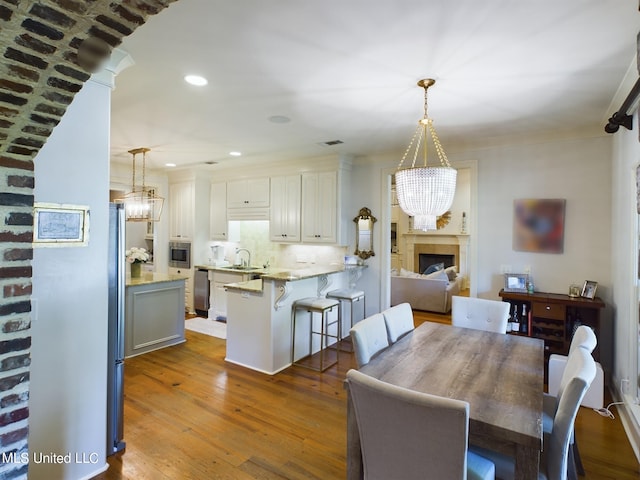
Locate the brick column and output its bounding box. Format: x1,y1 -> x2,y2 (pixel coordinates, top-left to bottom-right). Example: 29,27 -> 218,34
0,1 -> 177,477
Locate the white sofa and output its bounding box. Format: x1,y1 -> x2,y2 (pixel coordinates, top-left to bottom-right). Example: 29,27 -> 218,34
390,267 -> 463,313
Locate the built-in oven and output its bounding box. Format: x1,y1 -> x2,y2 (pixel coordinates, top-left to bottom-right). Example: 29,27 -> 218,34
169,241 -> 191,269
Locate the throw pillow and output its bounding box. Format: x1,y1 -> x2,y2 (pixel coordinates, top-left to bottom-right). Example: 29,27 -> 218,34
444,266 -> 458,281
400,268 -> 421,278
424,269 -> 449,282
423,262 -> 445,275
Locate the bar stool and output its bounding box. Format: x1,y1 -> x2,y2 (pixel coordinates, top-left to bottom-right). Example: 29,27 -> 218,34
291,297 -> 341,372
326,288 -> 365,352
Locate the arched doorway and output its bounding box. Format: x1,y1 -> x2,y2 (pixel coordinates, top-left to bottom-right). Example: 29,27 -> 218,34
0,1 -> 179,475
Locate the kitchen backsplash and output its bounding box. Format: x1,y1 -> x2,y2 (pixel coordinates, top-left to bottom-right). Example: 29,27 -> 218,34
207,220 -> 348,268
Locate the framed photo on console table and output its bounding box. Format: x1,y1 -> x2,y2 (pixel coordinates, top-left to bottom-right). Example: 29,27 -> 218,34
503,273 -> 529,293
581,280 -> 598,299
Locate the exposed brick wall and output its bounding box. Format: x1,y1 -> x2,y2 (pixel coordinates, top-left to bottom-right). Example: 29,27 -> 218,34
0,1 -> 177,478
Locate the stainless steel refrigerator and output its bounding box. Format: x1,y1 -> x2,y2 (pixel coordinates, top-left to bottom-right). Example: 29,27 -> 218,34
107,203 -> 126,455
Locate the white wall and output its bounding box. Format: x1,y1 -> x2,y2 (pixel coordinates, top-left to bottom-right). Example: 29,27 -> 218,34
468,136 -> 613,299
354,135 -> 614,364
30,79 -> 112,479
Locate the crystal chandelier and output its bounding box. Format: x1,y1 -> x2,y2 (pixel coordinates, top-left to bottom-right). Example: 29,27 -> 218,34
121,147 -> 164,222
395,79 -> 456,231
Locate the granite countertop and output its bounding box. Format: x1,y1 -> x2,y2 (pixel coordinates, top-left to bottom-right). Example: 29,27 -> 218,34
223,264 -> 366,293
194,264 -> 353,280
126,272 -> 188,287
224,278 -> 264,293
194,264 -> 269,274
260,264 -> 360,281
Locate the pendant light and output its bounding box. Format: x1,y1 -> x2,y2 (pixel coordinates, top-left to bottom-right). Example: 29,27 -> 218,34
395,79 -> 456,231
121,147 -> 164,222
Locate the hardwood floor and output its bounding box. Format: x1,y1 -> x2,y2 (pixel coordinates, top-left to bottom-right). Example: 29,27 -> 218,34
94,311 -> 639,480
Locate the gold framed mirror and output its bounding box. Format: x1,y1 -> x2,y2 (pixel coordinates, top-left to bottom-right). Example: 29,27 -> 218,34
354,207 -> 377,260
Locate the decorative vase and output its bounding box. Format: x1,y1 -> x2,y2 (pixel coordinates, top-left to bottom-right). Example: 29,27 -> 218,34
130,262 -> 142,278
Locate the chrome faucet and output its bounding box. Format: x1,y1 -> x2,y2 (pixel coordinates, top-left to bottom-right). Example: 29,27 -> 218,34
236,248 -> 251,267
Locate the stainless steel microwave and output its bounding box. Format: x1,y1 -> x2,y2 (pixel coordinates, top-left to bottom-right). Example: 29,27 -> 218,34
169,241 -> 191,268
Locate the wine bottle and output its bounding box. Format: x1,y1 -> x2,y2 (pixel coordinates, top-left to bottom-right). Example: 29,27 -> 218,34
506,304 -> 513,333
520,304 -> 528,334
512,304 -> 520,333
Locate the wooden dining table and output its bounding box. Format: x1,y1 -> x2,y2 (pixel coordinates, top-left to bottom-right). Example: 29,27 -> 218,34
346,321 -> 544,480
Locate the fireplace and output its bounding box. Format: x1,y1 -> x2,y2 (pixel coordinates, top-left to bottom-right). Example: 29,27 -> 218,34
413,244 -> 459,274
419,254 -> 455,273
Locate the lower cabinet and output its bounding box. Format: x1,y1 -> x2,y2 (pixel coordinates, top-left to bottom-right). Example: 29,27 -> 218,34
210,270 -> 254,320
499,290 -> 605,380
169,267 -> 194,313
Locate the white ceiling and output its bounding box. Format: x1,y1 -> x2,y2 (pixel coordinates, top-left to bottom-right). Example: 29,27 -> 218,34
109,0 -> 640,171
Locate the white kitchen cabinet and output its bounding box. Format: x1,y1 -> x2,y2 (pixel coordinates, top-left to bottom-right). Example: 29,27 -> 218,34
227,177 -> 270,208
210,182 -> 227,240
169,266 -> 194,313
270,174 -> 301,242
301,171 -> 337,243
210,270 -> 253,320
169,181 -> 194,240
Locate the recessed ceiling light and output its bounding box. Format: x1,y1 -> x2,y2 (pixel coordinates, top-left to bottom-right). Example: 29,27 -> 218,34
184,75 -> 207,86
165,163 -> 176,167
229,151 -> 242,157
268,115 -> 291,124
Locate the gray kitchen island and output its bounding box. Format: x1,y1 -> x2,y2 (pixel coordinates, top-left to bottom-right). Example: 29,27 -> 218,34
125,272 -> 187,358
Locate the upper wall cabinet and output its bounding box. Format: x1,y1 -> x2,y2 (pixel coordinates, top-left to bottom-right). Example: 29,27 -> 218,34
301,171 -> 337,243
227,178 -> 270,209
169,181 -> 195,240
270,175 -> 301,242
210,182 -> 227,240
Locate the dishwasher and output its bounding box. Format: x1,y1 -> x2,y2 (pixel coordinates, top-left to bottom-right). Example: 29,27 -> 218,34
194,269 -> 210,317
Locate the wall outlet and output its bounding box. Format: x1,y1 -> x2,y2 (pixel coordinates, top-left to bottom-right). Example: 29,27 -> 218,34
621,378 -> 630,394
296,254 -> 308,263
500,264 -> 512,274
523,265 -> 531,274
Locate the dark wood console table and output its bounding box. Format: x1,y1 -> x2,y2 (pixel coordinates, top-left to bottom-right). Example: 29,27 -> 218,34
499,290 -> 605,379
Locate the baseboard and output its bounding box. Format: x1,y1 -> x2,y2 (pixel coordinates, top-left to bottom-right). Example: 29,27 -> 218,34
611,380 -> 640,463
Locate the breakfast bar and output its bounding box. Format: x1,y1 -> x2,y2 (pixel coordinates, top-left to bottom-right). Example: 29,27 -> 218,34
224,265 -> 365,374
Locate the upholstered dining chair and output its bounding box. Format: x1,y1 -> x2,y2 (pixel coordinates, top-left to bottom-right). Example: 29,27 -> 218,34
546,325 -> 598,479
567,324 -> 597,355
346,369 -> 496,480
382,302 -> 415,343
471,347 -> 596,480
349,313 -> 389,368
451,296 -> 510,334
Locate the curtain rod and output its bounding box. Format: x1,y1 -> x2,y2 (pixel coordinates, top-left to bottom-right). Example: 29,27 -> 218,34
605,77 -> 640,133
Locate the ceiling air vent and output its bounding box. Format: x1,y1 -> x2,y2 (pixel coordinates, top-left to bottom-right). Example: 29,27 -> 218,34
319,140 -> 344,147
